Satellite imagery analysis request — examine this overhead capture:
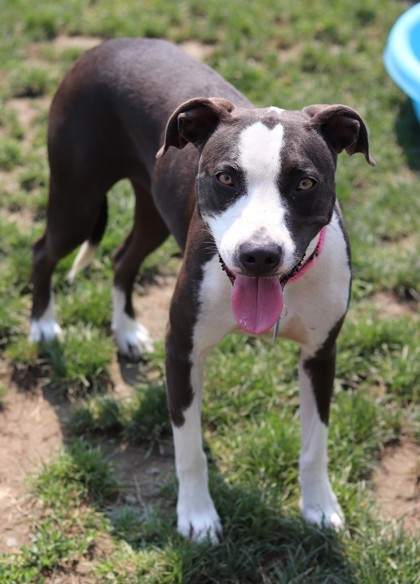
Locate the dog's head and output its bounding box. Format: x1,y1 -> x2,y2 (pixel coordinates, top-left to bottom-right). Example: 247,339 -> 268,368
157,98 -> 374,333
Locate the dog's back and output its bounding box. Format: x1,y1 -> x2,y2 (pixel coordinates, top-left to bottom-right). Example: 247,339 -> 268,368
47,39 -> 249,248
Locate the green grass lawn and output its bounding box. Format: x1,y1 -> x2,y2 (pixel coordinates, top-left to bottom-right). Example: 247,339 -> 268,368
0,0 -> 419,582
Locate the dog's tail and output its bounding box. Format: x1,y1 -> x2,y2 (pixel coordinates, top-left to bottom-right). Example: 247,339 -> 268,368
67,198 -> 108,283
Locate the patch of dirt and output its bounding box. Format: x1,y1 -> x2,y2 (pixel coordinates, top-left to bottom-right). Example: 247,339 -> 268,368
26,35 -> 102,62
0,273 -> 177,557
35,36 -> 213,62
179,40 -> 214,60
374,440 -> 419,535
51,35 -> 102,52
386,233 -> 417,252
105,440 -> 174,510
0,169 -> 20,194
134,273 -> 177,340
372,291 -> 418,318
0,383 -> 64,554
6,96 -> 50,132
276,43 -> 303,64
0,197 -> 35,234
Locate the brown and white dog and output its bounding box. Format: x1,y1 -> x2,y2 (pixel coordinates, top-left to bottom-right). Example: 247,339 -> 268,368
30,39 -> 374,542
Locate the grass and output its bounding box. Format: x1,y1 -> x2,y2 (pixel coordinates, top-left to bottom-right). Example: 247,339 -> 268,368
0,382 -> 7,410
0,0 -> 419,582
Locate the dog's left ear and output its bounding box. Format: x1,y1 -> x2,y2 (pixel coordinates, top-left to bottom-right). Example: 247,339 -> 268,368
303,104 -> 376,166
156,97 -> 235,158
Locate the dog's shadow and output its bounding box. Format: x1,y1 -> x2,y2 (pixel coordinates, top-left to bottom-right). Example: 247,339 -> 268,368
105,457 -> 356,582
10,344 -> 355,581
98,363 -> 355,581
117,353 -> 145,386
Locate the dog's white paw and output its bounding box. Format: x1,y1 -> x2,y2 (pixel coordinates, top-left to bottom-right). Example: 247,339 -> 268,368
300,479 -> 345,531
29,316 -> 62,343
177,498 -> 222,544
302,503 -> 345,531
113,317 -> 154,358
29,297 -> 62,343
112,287 -> 153,357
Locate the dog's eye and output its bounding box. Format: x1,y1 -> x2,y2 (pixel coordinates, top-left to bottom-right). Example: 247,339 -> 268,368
216,173 -> 234,187
296,177 -> 316,191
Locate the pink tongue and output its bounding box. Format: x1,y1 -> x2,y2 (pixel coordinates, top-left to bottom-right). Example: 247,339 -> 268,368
231,275 -> 284,334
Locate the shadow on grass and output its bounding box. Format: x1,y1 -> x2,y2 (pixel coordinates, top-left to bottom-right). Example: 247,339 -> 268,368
395,99 -> 420,172
117,352 -> 145,386
7,343 -> 356,582
105,467 -> 357,582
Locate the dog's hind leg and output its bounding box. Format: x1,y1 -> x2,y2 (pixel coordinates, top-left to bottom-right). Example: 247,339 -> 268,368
30,234 -> 63,343
67,198 -> 108,283
30,178 -> 108,343
112,180 -> 169,358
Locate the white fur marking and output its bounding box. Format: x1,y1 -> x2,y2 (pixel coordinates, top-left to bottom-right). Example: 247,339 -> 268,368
206,122 -> 296,273
29,294 -> 62,343
112,287 -> 153,356
193,255 -> 236,349
67,241 -> 97,283
173,364 -> 222,543
298,355 -> 344,530
172,258 -> 239,542
239,120 -> 285,175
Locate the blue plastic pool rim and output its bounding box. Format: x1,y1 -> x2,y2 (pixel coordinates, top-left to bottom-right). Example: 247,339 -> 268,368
384,4 -> 420,122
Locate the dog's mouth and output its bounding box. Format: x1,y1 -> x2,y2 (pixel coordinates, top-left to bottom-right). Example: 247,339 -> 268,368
218,253 -> 312,335
218,256 -> 287,335
218,227 -> 326,335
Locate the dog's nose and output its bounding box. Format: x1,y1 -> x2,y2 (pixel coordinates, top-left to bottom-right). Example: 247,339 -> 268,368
238,242 -> 283,276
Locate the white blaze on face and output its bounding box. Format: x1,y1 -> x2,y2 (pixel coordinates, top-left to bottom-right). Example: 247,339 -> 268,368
206,121 -> 296,274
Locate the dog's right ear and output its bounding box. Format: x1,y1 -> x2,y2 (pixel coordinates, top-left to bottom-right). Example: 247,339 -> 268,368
156,97 -> 235,158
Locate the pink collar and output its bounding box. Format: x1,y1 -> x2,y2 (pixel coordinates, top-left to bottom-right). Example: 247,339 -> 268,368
282,226 -> 327,286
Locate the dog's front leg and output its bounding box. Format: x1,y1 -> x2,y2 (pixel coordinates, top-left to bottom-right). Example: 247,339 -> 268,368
298,340 -> 345,531
166,335 -> 222,543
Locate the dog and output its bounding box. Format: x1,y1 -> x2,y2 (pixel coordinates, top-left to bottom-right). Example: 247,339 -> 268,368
30,38 -> 375,542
